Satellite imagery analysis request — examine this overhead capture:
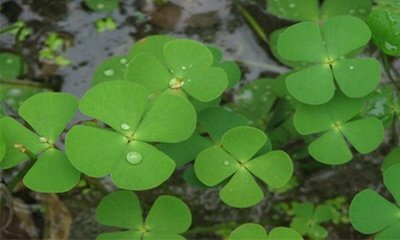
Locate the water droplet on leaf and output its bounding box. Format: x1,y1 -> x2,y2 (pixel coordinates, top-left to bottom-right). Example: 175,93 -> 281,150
126,152 -> 143,165
120,123 -> 130,130
97,3 -> 104,9
289,3 -> 295,8
349,66 -> 355,70
6,58 -> 13,64
223,160 -> 230,166
120,58 -> 128,64
39,137 -> 48,143
181,66 -> 186,70
169,77 -> 184,89
104,69 -> 114,77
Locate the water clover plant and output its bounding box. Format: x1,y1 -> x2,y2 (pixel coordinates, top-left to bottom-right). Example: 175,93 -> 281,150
0,92 -> 80,192
125,39 -> 228,102
229,223 -> 302,240
95,16 -> 117,33
290,202 -> 334,239
293,93 -> 384,165
96,191 -> 191,240
195,126 -> 293,208
349,164 -> 400,239
277,15 -> 380,105
39,32 -> 70,66
65,81 -> 196,190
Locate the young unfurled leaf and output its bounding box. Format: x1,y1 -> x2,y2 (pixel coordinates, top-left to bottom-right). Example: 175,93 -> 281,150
125,39 -> 228,102
278,16 -> 380,105
229,223 -> 303,240
294,93 -> 384,165
66,81 -> 196,190
195,126 -> 293,208
96,191 -> 192,240
350,165 -> 400,239
0,92 -> 80,192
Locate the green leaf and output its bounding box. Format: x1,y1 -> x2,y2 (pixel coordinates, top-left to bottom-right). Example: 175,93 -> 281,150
208,45 -> 223,65
376,222 -> 400,240
308,130 -> 353,165
341,117 -> 384,154
97,231 -> 141,240
84,0 -> 118,12
229,223 -> 267,240
382,147 -> 400,172
163,39 -> 213,76
218,61 -> 241,88
290,218 -> 309,235
221,126 -> 267,163
220,169 -> 264,208
320,0 -> 372,21
308,223 -> 328,239
313,204 -> 334,223
129,35 -> 175,65
321,16 -> 371,60
0,53 -> 26,80
293,93 -> 364,135
246,150 -> 293,188
0,117 -> 47,169
182,66 -> 228,102
332,58 -> 380,98
194,146 -> 239,186
18,92 -> 78,142
143,232 -> 184,240
349,189 -> 400,234
285,64 -> 335,105
383,164 -> 400,205
80,81 -> 149,135
110,141 -> 175,190
362,86 -> 396,127
23,149 -> 80,193
266,227 -> 303,240
65,125 -> 127,177
0,129 -> 6,161
293,202 -> 314,219
134,93 -> 196,143
267,0 -> 319,22
278,22 -> 326,63
92,56 -> 130,86
96,191 -> 143,229
145,195 -> 192,234
157,133 -> 213,167
125,53 -> 171,94
198,107 -> 248,143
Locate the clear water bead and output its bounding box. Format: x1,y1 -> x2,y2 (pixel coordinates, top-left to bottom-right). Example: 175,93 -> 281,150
6,58 -> 13,64
126,152 -> 143,165
169,77 -> 184,89
97,3 -> 104,9
289,3 -> 295,8
39,137 -> 48,143
223,160 -> 230,166
120,123 -> 130,130
349,66 -> 355,70
120,58 -> 128,64
104,69 -> 114,77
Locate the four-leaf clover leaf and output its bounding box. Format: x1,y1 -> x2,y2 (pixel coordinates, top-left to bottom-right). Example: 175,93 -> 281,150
65,81 -> 196,190
278,15 -> 381,105
125,39 -> 228,102
0,92 -> 80,192
294,93 -> 384,165
194,126 -> 293,208
350,164 -> 400,239
229,223 -> 303,240
96,191 -> 192,240
290,203 -> 334,239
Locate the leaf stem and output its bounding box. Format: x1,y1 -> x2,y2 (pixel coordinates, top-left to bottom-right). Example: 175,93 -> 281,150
381,52 -> 400,90
7,155 -> 36,192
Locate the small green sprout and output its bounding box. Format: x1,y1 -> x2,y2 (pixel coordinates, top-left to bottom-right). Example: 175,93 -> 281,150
96,191 -> 192,239
382,147 -> 400,172
229,223 -> 303,240
0,92 -> 80,192
293,93 -> 384,165
39,32 -> 71,66
85,0 -> 119,12
324,197 -> 350,225
195,126 -> 293,208
95,16 -> 117,33
65,81 -> 196,190
368,1 -> 400,56
9,20 -> 31,41
290,202 -> 334,239
0,53 -> 26,80
268,0 -> 372,22
350,164 -> 400,239
125,38 -> 228,102
277,15 -> 380,105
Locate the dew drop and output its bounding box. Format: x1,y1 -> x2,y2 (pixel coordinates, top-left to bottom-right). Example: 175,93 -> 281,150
289,3 -> 295,8
126,152 -> 143,165
349,9 -> 355,14
223,160 -> 230,166
187,79 -> 191,82
181,66 -> 187,70
120,123 -> 130,130
6,58 -> 13,64
39,137 -> 48,143
97,3 -> 104,9
349,66 -> 355,70
169,77 -> 184,89
358,8 -> 366,14
104,69 -> 114,77
120,58 -> 128,64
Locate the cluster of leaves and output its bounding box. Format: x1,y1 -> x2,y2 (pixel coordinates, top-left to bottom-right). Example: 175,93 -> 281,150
39,32 -> 70,66
95,16 -> 117,33
229,223 -> 302,240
